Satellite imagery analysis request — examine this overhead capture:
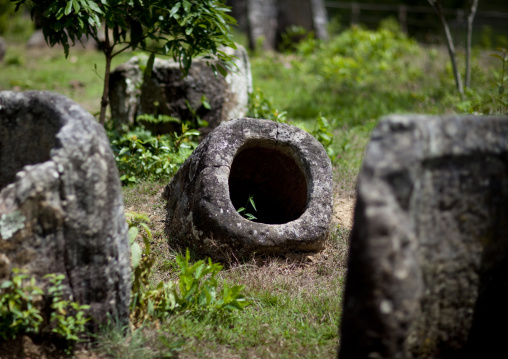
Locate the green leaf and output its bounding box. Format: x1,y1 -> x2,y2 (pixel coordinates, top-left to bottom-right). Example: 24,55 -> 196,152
183,129 -> 200,136
72,0 -> 80,13
65,1 -> 73,15
490,54 -> 504,61
210,64 -> 218,77
0,280 -> 12,289
194,263 -> 205,280
170,2 -> 181,17
86,1 -> 103,14
245,213 -> 257,220
144,52 -> 155,79
131,242 -> 142,269
216,64 -> 228,77
128,226 -> 139,245
249,195 -> 257,211
201,95 -> 211,109
140,222 -> 152,241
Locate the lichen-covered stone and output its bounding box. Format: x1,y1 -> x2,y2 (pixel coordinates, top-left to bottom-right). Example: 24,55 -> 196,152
339,114 -> 508,359
109,44 -> 252,135
0,91 -> 130,330
163,118 -> 332,259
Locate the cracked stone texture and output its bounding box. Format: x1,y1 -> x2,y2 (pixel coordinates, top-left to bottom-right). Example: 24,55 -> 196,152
339,114 -> 508,359
0,91 -> 130,331
163,118 -> 333,259
109,44 -> 252,135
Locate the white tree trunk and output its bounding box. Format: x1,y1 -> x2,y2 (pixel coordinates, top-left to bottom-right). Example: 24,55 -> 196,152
429,0 -> 464,95
466,0 -> 479,88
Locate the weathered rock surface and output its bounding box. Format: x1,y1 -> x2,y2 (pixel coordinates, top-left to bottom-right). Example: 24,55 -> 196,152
163,118 -> 333,259
109,44 -> 252,135
228,0 -> 328,50
0,91 -> 130,330
339,115 -> 508,359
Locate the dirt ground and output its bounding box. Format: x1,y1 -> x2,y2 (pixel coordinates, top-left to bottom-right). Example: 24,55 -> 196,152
332,195 -> 355,229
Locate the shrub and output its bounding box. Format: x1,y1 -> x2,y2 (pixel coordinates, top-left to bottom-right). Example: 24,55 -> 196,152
127,213 -> 249,326
0,268 -> 90,353
247,88 -> 336,161
0,268 -> 44,340
108,123 -> 199,185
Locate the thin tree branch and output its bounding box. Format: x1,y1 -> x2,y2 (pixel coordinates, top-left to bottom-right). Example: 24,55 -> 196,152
111,44 -> 133,58
465,0 -> 479,88
99,25 -> 112,125
428,0 -> 464,94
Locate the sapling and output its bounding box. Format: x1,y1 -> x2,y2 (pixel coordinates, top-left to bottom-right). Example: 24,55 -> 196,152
12,0 -> 237,124
237,194 -> 257,221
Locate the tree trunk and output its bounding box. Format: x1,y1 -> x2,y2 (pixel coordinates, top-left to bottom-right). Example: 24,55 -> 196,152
99,27 -> 112,125
99,54 -> 112,125
429,0 -> 464,95
465,0 -> 479,88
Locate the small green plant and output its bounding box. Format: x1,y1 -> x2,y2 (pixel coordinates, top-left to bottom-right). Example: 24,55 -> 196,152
237,194 -> 257,221
0,268 -> 44,340
247,87 -> 288,123
44,273 -> 90,352
248,88 -> 336,159
172,249 -> 250,317
490,47 -> 508,114
136,114 -> 181,126
126,211 -> 155,295
279,25 -> 309,53
311,116 -> 336,161
0,269 -> 90,353
127,211 -> 166,325
108,123 -> 199,185
127,211 -> 249,325
5,54 -> 24,66
184,95 -> 211,128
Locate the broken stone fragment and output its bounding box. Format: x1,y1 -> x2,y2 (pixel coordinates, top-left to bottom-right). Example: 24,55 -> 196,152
163,118 -> 333,259
0,91 -> 130,331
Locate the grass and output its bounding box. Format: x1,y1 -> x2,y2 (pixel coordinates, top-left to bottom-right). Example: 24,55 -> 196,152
0,19 -> 504,358
0,39 -> 132,115
117,181 -> 349,358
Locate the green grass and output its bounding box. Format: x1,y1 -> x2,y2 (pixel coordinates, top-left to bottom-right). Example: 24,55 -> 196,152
114,180 -> 349,359
0,19 -> 505,358
0,40 -> 132,115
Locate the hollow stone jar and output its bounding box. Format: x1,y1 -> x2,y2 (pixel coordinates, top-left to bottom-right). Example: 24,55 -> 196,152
0,91 -> 130,330
163,118 -> 333,259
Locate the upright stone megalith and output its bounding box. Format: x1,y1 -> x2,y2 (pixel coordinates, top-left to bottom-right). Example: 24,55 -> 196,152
0,91 -> 130,330
339,115 -> 508,359
163,118 -> 333,259
228,0 -> 328,51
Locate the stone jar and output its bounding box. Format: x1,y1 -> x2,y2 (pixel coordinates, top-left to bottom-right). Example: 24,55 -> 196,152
0,91 -> 130,330
109,44 -> 252,136
339,114 -> 508,359
163,118 -> 333,259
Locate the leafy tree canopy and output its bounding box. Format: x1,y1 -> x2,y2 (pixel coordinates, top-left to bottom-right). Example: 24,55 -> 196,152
12,0 -> 237,123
